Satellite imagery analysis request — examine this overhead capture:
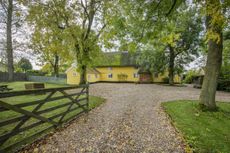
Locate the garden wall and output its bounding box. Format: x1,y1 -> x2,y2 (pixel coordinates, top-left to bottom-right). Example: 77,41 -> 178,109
0,72 -> 27,82
27,75 -> 66,84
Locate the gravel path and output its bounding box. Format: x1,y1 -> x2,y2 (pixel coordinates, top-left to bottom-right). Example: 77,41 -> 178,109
26,83 -> 230,153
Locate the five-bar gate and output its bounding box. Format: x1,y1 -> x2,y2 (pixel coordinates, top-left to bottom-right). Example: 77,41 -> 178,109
0,84 -> 89,152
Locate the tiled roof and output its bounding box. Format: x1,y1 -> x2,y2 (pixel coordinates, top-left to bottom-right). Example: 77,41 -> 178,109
96,51 -> 138,67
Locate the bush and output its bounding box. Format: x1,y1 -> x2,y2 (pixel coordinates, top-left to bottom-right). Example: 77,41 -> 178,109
27,70 -> 47,76
117,73 -> 128,81
162,76 -> 169,83
183,70 -> 198,84
217,79 -> 230,92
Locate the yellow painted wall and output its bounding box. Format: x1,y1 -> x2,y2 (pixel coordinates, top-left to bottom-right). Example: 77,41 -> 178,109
96,66 -> 139,82
87,73 -> 100,83
152,71 -> 181,83
66,66 -> 181,85
66,67 -> 80,85
67,67 -> 101,85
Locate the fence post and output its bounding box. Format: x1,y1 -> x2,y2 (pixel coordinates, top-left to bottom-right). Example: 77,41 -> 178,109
86,83 -> 89,112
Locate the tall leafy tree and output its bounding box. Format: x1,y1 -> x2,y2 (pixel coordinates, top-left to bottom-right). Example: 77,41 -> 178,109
107,0 -> 229,110
0,0 -> 26,81
27,0 -> 73,77
16,57 -> 32,72
27,0 -> 110,83
1,0 -> 14,81
199,0 -> 229,110
139,7 -> 202,85
106,1 -> 202,85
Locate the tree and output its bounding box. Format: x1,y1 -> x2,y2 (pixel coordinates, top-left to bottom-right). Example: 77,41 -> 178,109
0,0 -> 14,81
64,0 -> 109,84
0,0 -> 27,81
17,57 -> 32,72
220,29 -> 230,79
106,1 -> 202,85
107,0 -> 229,110
199,0 -> 229,110
27,0 -> 73,77
27,0 -> 110,82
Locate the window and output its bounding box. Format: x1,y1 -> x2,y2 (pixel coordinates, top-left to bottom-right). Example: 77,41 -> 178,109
108,73 -> 113,78
154,73 -> 158,78
73,72 -> 77,77
95,74 -> 98,78
133,73 -> 139,78
108,67 -> 112,71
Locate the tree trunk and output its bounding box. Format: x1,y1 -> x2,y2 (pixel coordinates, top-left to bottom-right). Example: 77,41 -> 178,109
79,65 -> 87,85
6,0 -> 14,81
199,1 -> 223,110
53,55 -> 59,77
168,45 -> 175,85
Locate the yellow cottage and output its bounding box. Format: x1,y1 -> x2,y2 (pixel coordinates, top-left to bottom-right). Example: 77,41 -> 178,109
66,52 -> 181,85
66,65 -> 100,85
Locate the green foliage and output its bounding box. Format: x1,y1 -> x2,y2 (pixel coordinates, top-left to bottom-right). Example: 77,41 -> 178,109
16,58 -> 33,72
183,70 -> 199,84
217,80 -> 230,92
26,70 -> 47,76
137,47 -> 167,74
117,73 -> 128,81
162,76 -> 169,84
162,101 -> 230,153
221,34 -> 230,79
107,1 -> 203,77
27,0 -> 73,77
27,0 -> 114,80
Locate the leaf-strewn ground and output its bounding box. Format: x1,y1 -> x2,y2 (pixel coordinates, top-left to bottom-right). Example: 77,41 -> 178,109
0,82 -> 105,152
21,83 -> 230,152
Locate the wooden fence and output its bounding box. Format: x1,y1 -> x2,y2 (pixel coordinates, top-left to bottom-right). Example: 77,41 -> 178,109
0,84 -> 89,152
27,75 -> 66,84
0,72 -> 27,82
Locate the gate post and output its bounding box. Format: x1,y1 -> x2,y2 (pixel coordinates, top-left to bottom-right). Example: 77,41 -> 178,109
86,83 -> 89,112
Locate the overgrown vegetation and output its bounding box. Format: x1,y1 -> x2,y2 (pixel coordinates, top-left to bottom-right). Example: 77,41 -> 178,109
162,101 -> 230,153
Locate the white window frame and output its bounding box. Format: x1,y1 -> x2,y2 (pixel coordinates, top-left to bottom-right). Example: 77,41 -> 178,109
133,73 -> 139,78
73,72 -> 77,77
108,73 -> 113,78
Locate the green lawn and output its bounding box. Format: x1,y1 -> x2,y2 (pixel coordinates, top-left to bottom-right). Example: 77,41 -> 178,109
162,101 -> 230,153
0,81 -> 105,152
0,81 -> 69,91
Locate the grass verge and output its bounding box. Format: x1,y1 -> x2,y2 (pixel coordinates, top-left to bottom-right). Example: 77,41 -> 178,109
162,100 -> 230,153
0,81 -> 69,91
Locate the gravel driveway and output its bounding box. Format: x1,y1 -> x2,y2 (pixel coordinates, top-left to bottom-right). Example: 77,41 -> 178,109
26,83 -> 230,153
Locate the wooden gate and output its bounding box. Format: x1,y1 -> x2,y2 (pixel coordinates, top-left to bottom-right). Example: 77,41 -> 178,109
0,84 -> 89,152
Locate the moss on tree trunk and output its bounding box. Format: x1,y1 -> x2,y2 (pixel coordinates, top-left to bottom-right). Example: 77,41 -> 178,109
199,1 -> 223,111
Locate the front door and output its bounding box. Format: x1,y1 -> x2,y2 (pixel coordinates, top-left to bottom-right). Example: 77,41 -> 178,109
139,74 -> 152,83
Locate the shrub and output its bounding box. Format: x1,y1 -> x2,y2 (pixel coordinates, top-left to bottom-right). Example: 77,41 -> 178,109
162,76 -> 169,83
27,70 -> 47,76
117,73 -> 128,81
217,80 -> 230,92
183,70 -> 199,84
